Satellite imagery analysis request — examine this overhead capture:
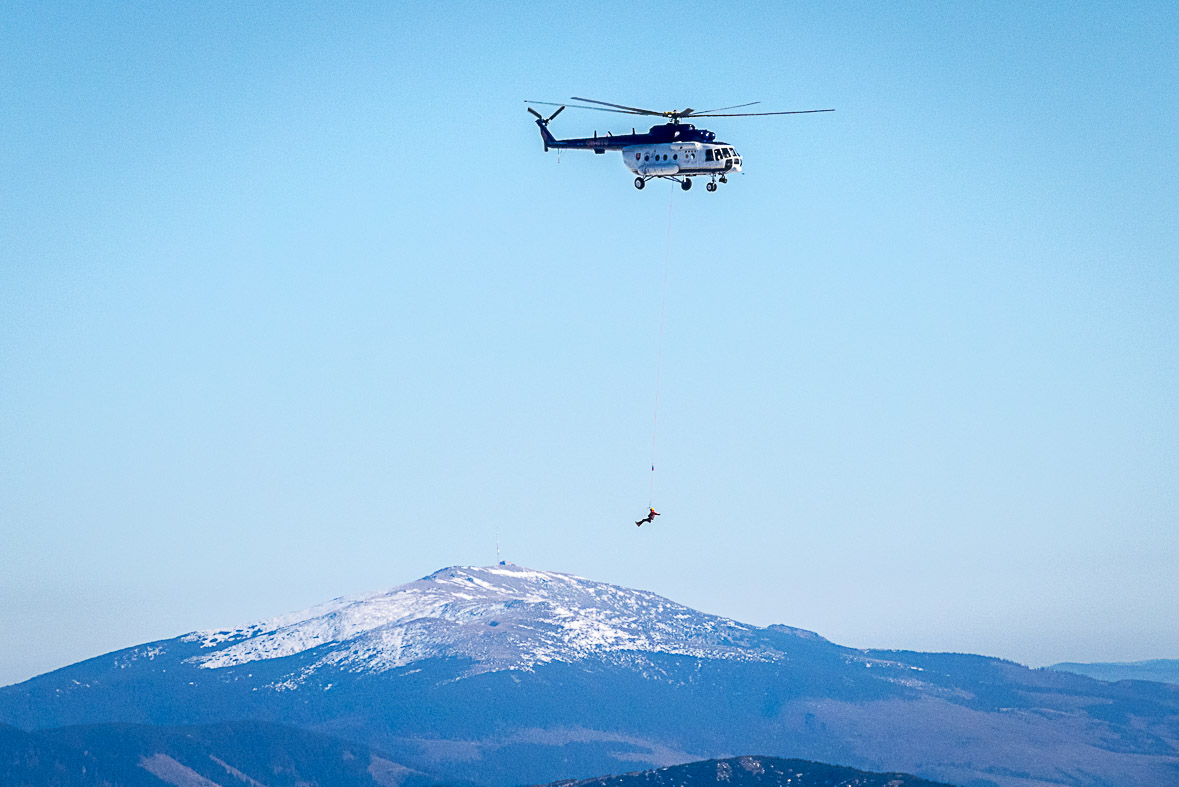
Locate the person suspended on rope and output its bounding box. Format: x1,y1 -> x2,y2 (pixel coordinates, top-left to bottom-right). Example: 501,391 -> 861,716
635,507 -> 660,527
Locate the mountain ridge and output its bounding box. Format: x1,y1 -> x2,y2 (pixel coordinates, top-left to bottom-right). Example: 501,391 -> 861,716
539,754 -> 953,786
0,726 -> 948,787
0,720 -> 453,787
177,563 -> 822,685
2,563 -> 1177,787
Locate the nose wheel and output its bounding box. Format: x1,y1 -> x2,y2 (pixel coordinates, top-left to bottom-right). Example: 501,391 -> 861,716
634,177 -> 646,190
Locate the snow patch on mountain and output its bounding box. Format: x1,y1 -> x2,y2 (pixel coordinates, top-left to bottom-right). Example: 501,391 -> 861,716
181,564 -> 788,685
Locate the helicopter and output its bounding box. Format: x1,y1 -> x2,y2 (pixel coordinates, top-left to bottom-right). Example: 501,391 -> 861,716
525,97 -> 833,191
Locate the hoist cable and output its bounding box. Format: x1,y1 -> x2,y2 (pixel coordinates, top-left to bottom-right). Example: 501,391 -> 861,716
649,183 -> 674,508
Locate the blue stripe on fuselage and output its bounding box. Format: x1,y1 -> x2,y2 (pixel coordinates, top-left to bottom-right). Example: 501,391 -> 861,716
543,122 -> 717,151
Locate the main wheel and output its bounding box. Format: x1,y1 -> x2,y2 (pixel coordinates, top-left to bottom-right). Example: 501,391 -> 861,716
706,182 -> 717,192
681,179 -> 692,191
634,177 -> 645,190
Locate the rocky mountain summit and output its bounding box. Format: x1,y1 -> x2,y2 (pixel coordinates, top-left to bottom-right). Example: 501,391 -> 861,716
183,563 -> 809,684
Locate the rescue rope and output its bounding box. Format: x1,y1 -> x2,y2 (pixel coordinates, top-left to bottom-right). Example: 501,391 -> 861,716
649,183 -> 674,508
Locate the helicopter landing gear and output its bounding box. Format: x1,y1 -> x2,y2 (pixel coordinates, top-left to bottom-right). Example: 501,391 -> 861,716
634,177 -> 646,190
681,178 -> 692,191
719,175 -> 728,184
706,181 -> 717,192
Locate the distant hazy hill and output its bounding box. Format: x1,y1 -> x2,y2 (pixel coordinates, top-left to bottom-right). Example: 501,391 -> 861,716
543,754 -> 951,786
3,564 -> 1179,786
1050,659 -> 1179,685
0,720 -> 445,787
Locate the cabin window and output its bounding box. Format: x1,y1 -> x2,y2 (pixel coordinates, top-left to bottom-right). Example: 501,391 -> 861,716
705,149 -> 713,161
635,153 -> 641,160
673,154 -> 677,160
644,155 -> 649,161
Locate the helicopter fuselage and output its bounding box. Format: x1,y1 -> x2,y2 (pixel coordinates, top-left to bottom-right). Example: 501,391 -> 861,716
622,140 -> 741,179
536,121 -> 742,187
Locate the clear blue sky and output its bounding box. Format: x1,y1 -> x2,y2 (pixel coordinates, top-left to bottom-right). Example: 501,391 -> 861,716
2,2 -> 1176,687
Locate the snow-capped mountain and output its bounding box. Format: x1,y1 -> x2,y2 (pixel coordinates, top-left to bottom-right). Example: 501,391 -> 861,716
183,564 -> 799,683
3,564 -> 1178,787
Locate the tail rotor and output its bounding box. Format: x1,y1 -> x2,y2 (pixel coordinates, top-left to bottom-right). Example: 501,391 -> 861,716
527,105 -> 565,123
526,104 -> 565,151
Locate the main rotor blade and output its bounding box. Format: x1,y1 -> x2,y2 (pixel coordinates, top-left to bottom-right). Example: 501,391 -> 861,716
691,109 -> 835,117
570,96 -> 664,116
526,100 -> 648,116
690,101 -> 761,115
